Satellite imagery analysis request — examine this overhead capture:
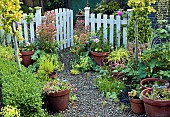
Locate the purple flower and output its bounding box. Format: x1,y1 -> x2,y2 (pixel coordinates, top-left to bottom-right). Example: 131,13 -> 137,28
117,11 -> 123,16
94,38 -> 99,43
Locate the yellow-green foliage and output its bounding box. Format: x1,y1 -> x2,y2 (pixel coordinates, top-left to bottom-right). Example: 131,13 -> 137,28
0,0 -> 23,40
0,45 -> 14,60
107,48 -> 129,63
0,105 -> 20,117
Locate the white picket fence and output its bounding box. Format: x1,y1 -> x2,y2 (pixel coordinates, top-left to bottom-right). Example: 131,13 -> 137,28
84,7 -> 131,48
0,8 -> 74,49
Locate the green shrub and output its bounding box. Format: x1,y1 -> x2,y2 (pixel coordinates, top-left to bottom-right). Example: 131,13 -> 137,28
0,45 -> 14,60
0,59 -> 46,117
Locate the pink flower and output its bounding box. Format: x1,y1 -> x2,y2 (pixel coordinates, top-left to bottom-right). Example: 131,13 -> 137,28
117,11 -> 123,16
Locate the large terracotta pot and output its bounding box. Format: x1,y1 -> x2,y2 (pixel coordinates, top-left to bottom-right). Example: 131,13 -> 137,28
90,50 -> 109,66
142,88 -> 170,117
21,51 -> 34,67
129,98 -> 145,115
47,89 -> 70,113
140,78 -> 169,90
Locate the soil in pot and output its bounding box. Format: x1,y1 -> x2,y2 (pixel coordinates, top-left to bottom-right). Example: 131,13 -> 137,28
46,89 -> 70,113
142,88 -> 170,117
140,78 -> 169,90
129,98 -> 145,115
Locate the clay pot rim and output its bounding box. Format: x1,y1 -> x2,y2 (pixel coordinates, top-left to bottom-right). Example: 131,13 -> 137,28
21,50 -> 34,55
141,88 -> 170,106
48,89 -> 70,97
140,78 -> 169,90
129,98 -> 143,104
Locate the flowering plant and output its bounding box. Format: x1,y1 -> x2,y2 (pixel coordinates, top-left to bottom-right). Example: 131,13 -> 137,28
128,89 -> 141,99
112,63 -> 126,73
19,42 -> 35,51
43,79 -> 72,94
36,10 -> 58,53
146,86 -> 170,100
90,27 -> 111,53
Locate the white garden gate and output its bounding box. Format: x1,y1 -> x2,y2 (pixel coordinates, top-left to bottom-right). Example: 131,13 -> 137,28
0,8 -> 74,49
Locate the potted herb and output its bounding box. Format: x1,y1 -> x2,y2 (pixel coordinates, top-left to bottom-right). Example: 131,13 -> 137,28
43,79 -> 71,112
111,63 -> 126,79
90,27 -> 111,66
142,86 -> 170,117
128,89 -> 145,115
19,42 -> 35,67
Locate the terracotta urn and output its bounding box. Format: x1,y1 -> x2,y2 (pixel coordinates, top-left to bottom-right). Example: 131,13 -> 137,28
90,50 -> 110,66
142,88 -> 170,117
47,89 -> 70,113
21,51 -> 34,67
140,78 -> 169,90
129,98 -> 145,114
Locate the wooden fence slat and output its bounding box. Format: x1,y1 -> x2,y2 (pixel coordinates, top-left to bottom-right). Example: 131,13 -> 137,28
63,8 -> 67,48
30,20 -> 34,42
116,15 -> 121,47
70,9 -> 74,46
97,14 -> 101,30
109,15 -> 114,47
23,14 -> 29,42
91,14 -> 95,34
103,15 -> 107,41
59,8 -> 63,50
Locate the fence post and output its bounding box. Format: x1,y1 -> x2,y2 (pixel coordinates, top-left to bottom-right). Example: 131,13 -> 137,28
84,7 -> 90,27
35,7 -> 42,28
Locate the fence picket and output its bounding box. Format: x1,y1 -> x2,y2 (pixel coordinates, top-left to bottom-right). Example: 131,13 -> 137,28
91,14 -> 95,34
109,15 -> 114,47
103,15 -> 107,41
70,9 -> 73,46
63,8 -> 67,48
30,21 -> 34,42
97,14 -> 101,30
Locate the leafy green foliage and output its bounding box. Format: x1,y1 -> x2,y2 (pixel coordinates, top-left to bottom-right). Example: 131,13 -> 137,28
138,43 -> 170,80
0,59 -> 46,117
0,45 -> 14,60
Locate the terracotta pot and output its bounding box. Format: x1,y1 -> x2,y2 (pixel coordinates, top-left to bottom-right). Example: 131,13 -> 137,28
142,88 -> 170,117
90,50 -> 110,66
49,71 -> 57,79
21,51 -> 34,67
140,78 -> 169,90
47,89 -> 70,113
112,72 -> 125,80
129,98 -> 145,114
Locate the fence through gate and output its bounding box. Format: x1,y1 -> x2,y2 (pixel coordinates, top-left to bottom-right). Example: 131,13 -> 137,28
84,7 -> 131,48
0,8 -> 74,49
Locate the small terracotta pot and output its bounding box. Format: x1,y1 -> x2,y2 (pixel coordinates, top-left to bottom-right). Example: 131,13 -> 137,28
90,50 -> 110,66
142,88 -> 170,117
49,71 -> 57,79
112,72 -> 125,80
47,89 -> 70,113
140,78 -> 169,90
129,98 -> 145,114
21,51 -> 34,67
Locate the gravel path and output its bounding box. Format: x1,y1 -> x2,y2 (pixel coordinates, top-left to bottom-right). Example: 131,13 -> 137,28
58,48 -> 146,117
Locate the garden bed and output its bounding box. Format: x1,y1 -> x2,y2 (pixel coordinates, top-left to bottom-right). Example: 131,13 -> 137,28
57,48 -> 146,117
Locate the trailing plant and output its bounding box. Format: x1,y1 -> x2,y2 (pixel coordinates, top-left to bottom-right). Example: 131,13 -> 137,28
127,0 -> 156,43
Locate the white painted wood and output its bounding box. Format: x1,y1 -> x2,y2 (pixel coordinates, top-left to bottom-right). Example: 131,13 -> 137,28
30,20 -> 34,42
35,8 -> 42,28
109,15 -> 114,47
70,9 -> 74,46
59,8 -> 63,50
91,14 -> 95,34
116,15 -> 121,47
123,18 -> 128,48
97,14 -> 101,30
84,7 -> 90,27
23,14 -> 29,42
55,9 -> 59,44
63,8 -> 67,48
103,15 -> 107,41
66,9 -> 70,47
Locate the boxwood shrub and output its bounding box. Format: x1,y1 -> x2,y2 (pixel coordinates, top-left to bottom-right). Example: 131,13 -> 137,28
0,59 -> 46,117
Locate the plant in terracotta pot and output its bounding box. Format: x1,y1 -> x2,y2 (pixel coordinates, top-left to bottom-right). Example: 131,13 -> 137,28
43,79 -> 72,113
19,41 -> 35,67
128,87 -> 145,115
90,27 -> 111,66
140,78 -> 169,90
142,86 -> 170,117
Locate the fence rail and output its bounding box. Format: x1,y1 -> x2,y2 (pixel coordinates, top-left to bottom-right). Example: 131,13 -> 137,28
84,7 -> 131,48
0,8 -> 74,49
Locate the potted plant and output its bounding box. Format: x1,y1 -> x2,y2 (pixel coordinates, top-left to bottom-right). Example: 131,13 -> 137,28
90,27 -> 111,66
140,78 -> 169,90
142,86 -> 170,117
43,79 -> 71,113
19,41 -> 35,67
128,88 -> 145,115
38,54 -> 63,79
36,10 -> 59,54
111,63 -> 126,79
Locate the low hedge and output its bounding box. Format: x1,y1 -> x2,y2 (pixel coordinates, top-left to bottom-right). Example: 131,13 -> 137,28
0,59 -> 46,116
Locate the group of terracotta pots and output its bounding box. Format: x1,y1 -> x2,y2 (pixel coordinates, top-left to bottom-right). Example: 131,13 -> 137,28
130,78 -> 170,117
